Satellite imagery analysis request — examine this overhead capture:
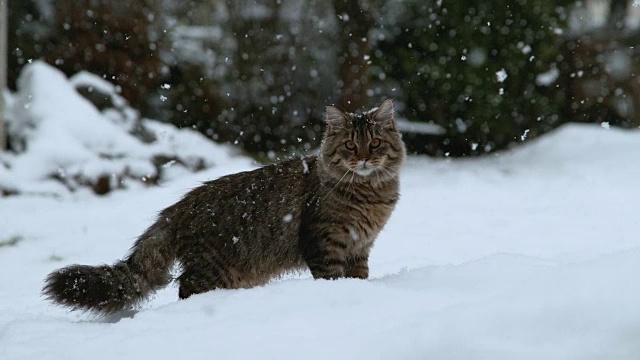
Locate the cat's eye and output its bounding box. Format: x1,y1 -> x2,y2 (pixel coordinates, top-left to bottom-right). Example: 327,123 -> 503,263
370,138 -> 381,148
345,140 -> 357,150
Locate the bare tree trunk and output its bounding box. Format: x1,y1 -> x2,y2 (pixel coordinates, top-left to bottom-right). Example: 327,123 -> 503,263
609,0 -> 628,31
0,0 -> 7,151
333,0 -> 373,111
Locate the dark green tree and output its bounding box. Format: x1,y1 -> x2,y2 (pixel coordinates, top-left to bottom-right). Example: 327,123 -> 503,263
333,0 -> 374,110
375,0 -> 571,156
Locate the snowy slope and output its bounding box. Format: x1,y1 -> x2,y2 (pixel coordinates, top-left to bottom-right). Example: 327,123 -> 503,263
1,124 -> 640,359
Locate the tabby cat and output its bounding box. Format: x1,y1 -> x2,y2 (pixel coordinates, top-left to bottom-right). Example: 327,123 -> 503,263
43,99 -> 406,314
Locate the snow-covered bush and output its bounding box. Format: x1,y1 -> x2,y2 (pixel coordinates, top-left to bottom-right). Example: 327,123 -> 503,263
0,61 -> 241,197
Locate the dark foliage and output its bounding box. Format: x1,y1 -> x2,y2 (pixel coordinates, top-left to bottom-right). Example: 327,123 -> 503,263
8,0 -> 164,116
374,0 -> 572,156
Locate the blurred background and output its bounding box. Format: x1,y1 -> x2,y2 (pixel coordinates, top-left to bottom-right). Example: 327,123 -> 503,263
1,0 -> 639,159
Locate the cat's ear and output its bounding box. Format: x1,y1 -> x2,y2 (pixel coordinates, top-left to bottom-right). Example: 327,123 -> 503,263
325,106 -> 347,127
373,99 -> 396,130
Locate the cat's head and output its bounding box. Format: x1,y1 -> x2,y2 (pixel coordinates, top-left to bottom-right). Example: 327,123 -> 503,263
320,99 -> 406,182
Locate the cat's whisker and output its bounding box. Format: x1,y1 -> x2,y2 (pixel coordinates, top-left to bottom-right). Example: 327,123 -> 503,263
345,171 -> 357,198
322,169 -> 351,202
373,170 -> 383,188
378,166 -> 399,183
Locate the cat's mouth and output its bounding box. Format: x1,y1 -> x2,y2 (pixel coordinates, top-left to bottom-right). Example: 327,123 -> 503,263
352,162 -> 376,176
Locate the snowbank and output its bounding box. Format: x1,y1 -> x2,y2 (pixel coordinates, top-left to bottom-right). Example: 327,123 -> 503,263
0,61 -> 247,196
1,118 -> 639,359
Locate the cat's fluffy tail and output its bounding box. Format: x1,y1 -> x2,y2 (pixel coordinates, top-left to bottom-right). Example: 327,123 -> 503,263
42,223 -> 175,315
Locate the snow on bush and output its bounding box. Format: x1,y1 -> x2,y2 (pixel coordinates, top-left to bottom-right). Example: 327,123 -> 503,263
0,61 -> 241,196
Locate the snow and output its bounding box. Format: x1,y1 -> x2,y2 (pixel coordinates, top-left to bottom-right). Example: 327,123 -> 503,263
68,70 -> 121,99
1,122 -> 639,359
395,118 -> 446,135
495,68 -> 508,83
536,67 -> 560,86
1,61 -> 248,196
348,226 -> 359,241
604,51 -> 632,81
301,158 -> 310,174
1,65 -> 640,359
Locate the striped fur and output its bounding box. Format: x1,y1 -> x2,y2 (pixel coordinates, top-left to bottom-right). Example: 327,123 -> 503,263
43,99 -> 406,315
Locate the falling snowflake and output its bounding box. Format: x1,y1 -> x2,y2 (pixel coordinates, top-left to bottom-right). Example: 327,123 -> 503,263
496,69 -> 508,83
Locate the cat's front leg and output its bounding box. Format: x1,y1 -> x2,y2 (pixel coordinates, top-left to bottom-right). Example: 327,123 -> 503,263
345,255 -> 369,279
304,237 -> 348,280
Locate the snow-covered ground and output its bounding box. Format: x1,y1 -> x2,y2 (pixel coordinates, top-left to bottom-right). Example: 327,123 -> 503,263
1,123 -> 639,359
1,64 -> 640,359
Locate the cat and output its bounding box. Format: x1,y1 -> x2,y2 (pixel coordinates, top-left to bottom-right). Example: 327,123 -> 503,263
43,99 -> 406,315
